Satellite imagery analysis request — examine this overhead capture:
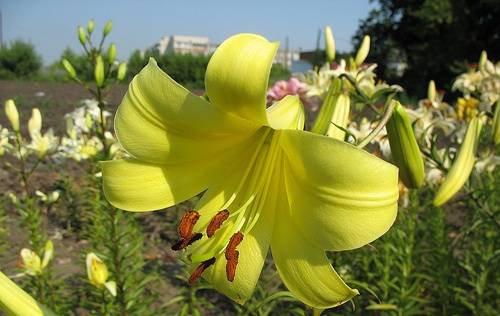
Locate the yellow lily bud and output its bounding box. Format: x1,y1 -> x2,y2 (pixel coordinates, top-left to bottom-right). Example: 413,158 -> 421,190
311,78 -> 350,140
94,55 -> 105,87
117,62 -> 127,81
478,50 -> 487,72
20,249 -> 42,275
86,253 -> 109,287
386,101 -> 425,189
41,240 -> 54,269
62,59 -> 77,79
434,116 -> 483,206
87,19 -> 95,34
324,26 -> 335,63
427,80 -> 436,102
107,43 -> 117,64
354,35 -> 370,66
0,271 -> 57,316
492,100 -> 500,145
28,108 -> 42,137
103,20 -> 113,36
5,99 -> 20,132
77,26 -> 86,45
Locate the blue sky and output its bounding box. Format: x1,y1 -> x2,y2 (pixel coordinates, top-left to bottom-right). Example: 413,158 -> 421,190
1,0 -> 376,64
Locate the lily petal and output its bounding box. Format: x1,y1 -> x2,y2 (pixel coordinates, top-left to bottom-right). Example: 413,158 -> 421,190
101,158 -> 227,211
205,34 -> 278,125
281,130 -> 399,251
116,58 -> 258,165
266,95 -> 305,130
271,200 -> 358,309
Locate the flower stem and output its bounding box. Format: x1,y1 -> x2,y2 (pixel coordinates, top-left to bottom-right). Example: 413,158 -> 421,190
357,97 -> 397,149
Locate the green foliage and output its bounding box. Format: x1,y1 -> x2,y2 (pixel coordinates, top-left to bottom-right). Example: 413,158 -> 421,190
354,0 -> 500,95
269,63 -> 291,85
0,40 -> 42,79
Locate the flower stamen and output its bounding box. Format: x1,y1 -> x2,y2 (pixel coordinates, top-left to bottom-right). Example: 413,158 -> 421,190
224,231 -> 244,282
171,232 -> 203,251
188,257 -> 216,285
206,210 -> 230,237
178,210 -> 200,239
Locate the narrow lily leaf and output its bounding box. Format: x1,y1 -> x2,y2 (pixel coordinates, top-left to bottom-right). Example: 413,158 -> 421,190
492,100 -> 500,145
311,78 -> 342,136
281,130 -> 398,251
0,271 -> 57,316
434,116 -> 483,206
205,33 -> 278,125
386,101 -> 425,188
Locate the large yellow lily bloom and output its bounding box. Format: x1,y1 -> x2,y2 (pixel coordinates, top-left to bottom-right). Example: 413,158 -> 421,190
101,34 -> 399,309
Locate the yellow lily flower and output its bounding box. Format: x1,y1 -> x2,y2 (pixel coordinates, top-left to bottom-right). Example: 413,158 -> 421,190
86,253 -> 116,296
101,34 -> 399,308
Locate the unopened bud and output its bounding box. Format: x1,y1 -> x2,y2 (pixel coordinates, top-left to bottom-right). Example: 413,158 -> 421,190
386,101 -> 425,189
5,99 -> 20,132
478,50 -> 487,72
87,19 -> 95,34
62,59 -> 77,79
94,55 -> 105,87
41,240 -> 54,269
20,249 -> 42,275
28,108 -> 42,137
103,20 -> 113,37
77,26 -> 86,45
107,43 -> 116,63
354,35 -> 370,66
117,62 -> 127,81
311,78 -> 350,140
324,25 -> 335,63
427,80 -> 436,102
434,116 -> 483,206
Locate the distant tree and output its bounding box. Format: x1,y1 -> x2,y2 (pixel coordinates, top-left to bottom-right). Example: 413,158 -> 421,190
269,63 -> 292,84
353,0 -> 500,96
0,40 -> 42,79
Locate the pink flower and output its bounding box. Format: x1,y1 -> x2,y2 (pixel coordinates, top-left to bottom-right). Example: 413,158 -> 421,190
267,77 -> 307,104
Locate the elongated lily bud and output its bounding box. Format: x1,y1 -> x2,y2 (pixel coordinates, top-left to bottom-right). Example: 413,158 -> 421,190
117,62 -> 127,81
311,78 -> 350,140
77,26 -> 86,45
103,20 -> 113,36
427,80 -> 436,102
28,108 -> 42,137
386,101 -> 425,188
478,50 -> 487,72
94,55 -> 105,87
87,19 -> 95,34
492,100 -> 500,145
86,253 -> 109,287
107,43 -> 116,63
0,271 -> 57,316
354,35 -> 370,66
5,99 -> 20,132
41,240 -> 54,269
324,25 -> 335,63
62,59 -> 77,79
434,116 -> 483,206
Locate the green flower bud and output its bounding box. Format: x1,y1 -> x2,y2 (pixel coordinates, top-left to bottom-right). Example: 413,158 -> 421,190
62,59 -> 77,79
311,78 -> 350,140
94,55 -> 105,87
87,19 -> 95,34
324,25 -> 335,63
492,100 -> 500,145
478,50 -> 487,72
5,99 -> 20,132
386,101 -> 425,189
103,20 -> 113,36
107,43 -> 117,63
354,35 -> 370,66
117,62 -> 127,81
77,26 -> 86,45
433,116 -> 483,206
427,80 -> 436,102
28,108 -> 42,137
